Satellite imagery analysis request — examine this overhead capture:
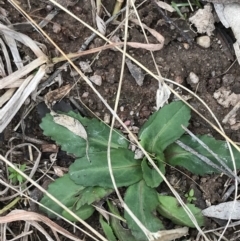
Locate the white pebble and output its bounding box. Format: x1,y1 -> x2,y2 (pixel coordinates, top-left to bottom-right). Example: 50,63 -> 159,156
134,149 -> 144,160
189,72 -> 199,84
79,61 -> 92,73
82,92 -> 89,98
103,113 -> 110,124
183,43 -> 190,50
196,36 -> 211,48
89,75 -> 102,86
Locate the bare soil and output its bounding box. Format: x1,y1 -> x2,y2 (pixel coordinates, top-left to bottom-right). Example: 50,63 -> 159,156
1,0 -> 240,240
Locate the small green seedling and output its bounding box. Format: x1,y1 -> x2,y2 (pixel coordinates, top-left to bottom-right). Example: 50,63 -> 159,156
8,164 -> 26,184
171,1 -> 201,19
185,189 -> 196,203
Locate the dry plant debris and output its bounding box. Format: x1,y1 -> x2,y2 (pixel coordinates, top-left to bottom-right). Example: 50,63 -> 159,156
189,4 -> 215,36
202,201 -> 240,220
0,23 -> 48,132
0,210 -> 82,241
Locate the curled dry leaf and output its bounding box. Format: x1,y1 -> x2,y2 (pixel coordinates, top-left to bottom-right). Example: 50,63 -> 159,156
96,14 -> 106,35
129,18 -> 165,51
44,84 -> 71,108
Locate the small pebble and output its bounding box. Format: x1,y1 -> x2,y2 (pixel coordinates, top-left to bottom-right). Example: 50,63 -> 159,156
120,106 -> 124,112
130,111 -> 134,116
89,75 -> 102,86
103,113 -> 110,124
196,36 -> 211,48
189,72 -> 199,84
46,4 -> 53,11
183,43 -> 190,50
131,126 -> 139,133
174,75 -> 184,84
131,144 -> 136,152
134,149 -> 144,160
222,74 -> 235,86
52,23 -> 61,33
82,92 -> 89,98
124,120 -> 131,126
79,61 -> 92,73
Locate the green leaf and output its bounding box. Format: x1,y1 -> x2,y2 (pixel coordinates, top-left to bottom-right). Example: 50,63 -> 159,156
76,186 -> 113,210
8,173 -> 16,179
69,149 -> 142,188
62,204 -> 95,221
40,174 -> 85,218
165,135 -> 240,175
107,201 -> 137,241
157,195 -> 205,227
139,101 -> 190,155
17,175 -> 24,183
189,189 -> 194,197
20,164 -> 26,171
87,118 -> 128,150
124,180 -> 164,241
8,166 -> 15,173
40,113 -> 87,157
40,112 -> 128,157
9,175 -> 17,184
100,215 -> 118,241
141,154 -> 165,188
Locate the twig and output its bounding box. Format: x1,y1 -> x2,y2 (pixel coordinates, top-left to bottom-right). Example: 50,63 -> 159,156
153,0 -> 193,44
13,133 -> 48,145
79,6 -> 126,51
69,97 -> 87,116
222,184 -> 236,201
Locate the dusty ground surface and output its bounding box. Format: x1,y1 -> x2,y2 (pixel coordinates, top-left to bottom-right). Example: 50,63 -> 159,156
1,0 -> 240,240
